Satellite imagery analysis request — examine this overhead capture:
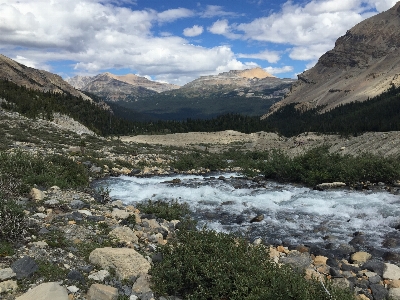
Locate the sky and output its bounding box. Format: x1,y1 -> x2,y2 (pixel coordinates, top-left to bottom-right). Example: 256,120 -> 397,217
0,0 -> 398,85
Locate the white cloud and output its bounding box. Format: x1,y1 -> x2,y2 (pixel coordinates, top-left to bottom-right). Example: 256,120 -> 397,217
208,19 -> 242,39
264,66 -> 294,75
183,25 -> 204,37
157,8 -> 194,23
235,0 -> 396,63
201,5 -> 239,18
237,50 -> 281,63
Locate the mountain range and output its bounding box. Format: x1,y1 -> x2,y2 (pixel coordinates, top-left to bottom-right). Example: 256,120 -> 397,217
263,1 -> 400,118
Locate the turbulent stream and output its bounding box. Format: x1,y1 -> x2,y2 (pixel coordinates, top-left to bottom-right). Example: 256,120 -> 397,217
99,173 -> 400,259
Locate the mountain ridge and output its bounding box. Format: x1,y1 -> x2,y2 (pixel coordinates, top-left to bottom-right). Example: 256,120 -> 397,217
263,1 -> 400,118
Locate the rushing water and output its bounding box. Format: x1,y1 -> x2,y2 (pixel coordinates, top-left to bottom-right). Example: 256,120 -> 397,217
98,173 -> 400,258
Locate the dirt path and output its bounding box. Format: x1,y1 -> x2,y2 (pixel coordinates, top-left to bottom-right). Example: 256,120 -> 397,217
122,130 -> 400,157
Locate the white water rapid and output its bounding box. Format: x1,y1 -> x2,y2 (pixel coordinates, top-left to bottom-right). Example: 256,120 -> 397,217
99,173 -> 400,257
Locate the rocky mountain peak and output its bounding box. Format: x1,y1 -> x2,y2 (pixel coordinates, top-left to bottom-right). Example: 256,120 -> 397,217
0,54 -> 90,100
237,67 -> 275,79
263,2 -> 400,118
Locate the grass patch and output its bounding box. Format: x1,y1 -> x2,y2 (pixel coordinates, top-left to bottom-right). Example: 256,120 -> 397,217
151,229 -> 355,300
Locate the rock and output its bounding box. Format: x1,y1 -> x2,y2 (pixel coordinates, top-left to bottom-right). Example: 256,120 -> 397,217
87,283 -> 118,300
249,214 -> 264,223
88,270 -> 109,281
78,209 -> 92,216
29,241 -> 48,248
383,263 -> 400,280
332,277 -> 351,290
351,251 -> 372,264
109,227 -> 139,244
16,282 -> 68,300
67,269 -> 85,283
70,200 -> 85,209
89,248 -> 151,280
315,182 -> 346,190
304,268 -> 324,280
11,256 -> 38,279
389,288 -> 400,300
129,169 -> 141,176
44,199 -> 60,206
132,274 -> 152,294
141,218 -> 160,228
390,280 -> 400,288
362,260 -> 385,277
0,280 -> 18,293
29,188 -> 45,201
111,209 -> 131,219
90,166 -> 102,173
280,252 -> 312,271
67,285 -> 79,293
313,255 -> 328,266
370,283 -> 389,300
0,267 -> 16,281
383,252 -> 400,263
368,275 -> 382,284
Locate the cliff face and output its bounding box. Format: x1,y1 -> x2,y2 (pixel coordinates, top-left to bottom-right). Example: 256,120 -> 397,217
0,54 -> 90,100
263,2 -> 400,118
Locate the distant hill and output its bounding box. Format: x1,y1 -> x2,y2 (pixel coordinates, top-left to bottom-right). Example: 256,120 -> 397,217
264,2 -> 400,118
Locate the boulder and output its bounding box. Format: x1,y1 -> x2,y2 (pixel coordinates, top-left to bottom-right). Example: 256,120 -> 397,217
249,214 -> 264,223
87,284 -> 118,300
384,263 -> 400,280
11,256 -> 38,279
89,248 -> 150,280
16,282 -> 68,300
111,209 -> 131,220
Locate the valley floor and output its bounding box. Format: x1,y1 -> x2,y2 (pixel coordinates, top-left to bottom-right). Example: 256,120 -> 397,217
122,130 -> 400,157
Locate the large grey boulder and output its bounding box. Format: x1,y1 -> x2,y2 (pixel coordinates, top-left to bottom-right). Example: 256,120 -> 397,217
383,263 -> 400,280
89,247 -> 150,280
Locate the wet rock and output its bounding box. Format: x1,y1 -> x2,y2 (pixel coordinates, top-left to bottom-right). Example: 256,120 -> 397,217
370,283 -> 389,300
87,283 -> 118,300
249,214 -> 264,223
330,268 -> 343,278
362,260 -> 385,277
349,235 -> 366,247
16,282 -> 68,300
11,256 -> 38,279
383,252 -> 400,264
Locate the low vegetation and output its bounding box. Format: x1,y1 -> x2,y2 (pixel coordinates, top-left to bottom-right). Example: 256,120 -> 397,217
151,228 -> 355,300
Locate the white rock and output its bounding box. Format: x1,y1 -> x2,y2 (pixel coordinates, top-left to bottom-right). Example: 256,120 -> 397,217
0,268 -> 16,281
384,263 -> 400,280
67,285 -> 79,293
88,270 -> 110,281
109,227 -> 138,244
29,188 -> 45,201
16,282 -> 68,300
389,288 -> 400,300
78,209 -> 92,216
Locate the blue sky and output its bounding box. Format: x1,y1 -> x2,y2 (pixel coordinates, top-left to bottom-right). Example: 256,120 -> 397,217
0,0 -> 397,85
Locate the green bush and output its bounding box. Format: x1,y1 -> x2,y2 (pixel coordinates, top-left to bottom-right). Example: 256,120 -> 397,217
0,197 -> 27,242
151,229 -> 355,300
137,199 -> 190,221
0,150 -> 89,197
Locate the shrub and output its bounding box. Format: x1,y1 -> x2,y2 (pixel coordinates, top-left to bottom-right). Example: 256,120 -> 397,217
151,229 -> 355,300
137,199 -> 190,221
0,197 -> 27,242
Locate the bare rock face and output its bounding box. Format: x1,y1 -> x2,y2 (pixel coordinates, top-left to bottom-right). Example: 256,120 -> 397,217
264,2 -> 400,118
0,54 -> 90,101
180,67 -> 294,97
67,72 -> 180,102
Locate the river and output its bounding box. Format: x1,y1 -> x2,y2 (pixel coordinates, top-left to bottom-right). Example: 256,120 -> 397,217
98,173 -> 400,259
